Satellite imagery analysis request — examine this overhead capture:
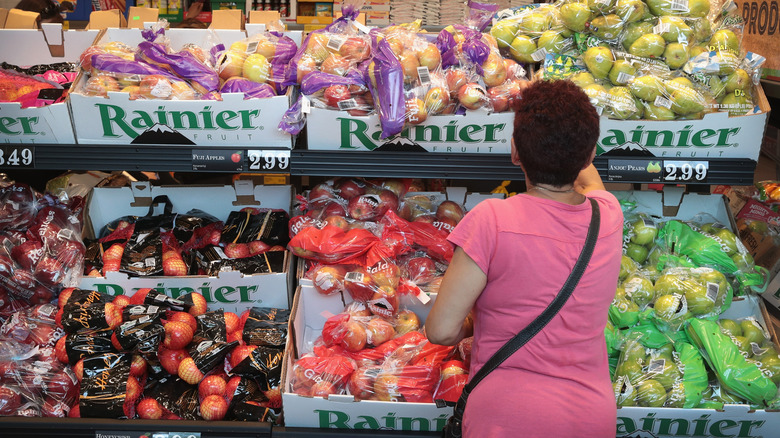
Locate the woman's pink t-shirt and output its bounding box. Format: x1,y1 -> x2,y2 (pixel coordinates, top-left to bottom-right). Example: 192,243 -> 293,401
447,190 -> 623,437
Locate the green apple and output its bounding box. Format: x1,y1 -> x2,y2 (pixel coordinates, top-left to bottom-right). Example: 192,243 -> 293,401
649,356 -> 681,391
509,35 -> 538,64
619,254 -> 639,280
687,0 -> 710,17
718,318 -> 743,337
616,359 -> 645,385
719,91 -> 752,116
583,46 -> 615,79
614,378 -> 638,406
629,75 -> 665,101
629,33 -> 666,58
609,59 -> 638,85
570,71 -> 597,88
655,272 -> 686,296
490,20 -> 519,49
623,274 -> 656,307
713,227 -> 739,255
626,242 -> 650,264
519,12 -> 551,34
740,319 -> 766,345
623,340 -> 649,364
630,217 -> 658,245
665,76 -> 695,93
670,86 -> 705,115
664,42 -> 689,69
658,16 -> 694,44
637,379 -> 667,407
537,30 -> 568,54
615,0 -> 646,23
607,86 -> 640,119
653,293 -> 687,322
724,68 -> 750,92
622,21 -> 655,50
698,269 -> 730,300
590,14 -> 624,40
683,279 -> 715,315
716,51 -> 740,75
588,0 -> 616,15
560,2 -> 593,32
708,29 -> 740,54
643,102 -> 677,120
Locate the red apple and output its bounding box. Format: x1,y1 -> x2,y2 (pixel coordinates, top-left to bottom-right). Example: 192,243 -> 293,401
324,84 -> 352,109
445,69 -> 468,96
377,189 -> 400,215
163,321 -> 194,350
344,301 -> 372,318
406,256 -> 437,284
139,74 -> 175,100
310,379 -> 338,398
488,86 -> 510,113
405,98 -> 428,125
228,345 -> 257,369
440,360 -> 468,381
481,53 -> 508,87
308,183 -> 337,208
225,375 -> 242,402
347,194 -> 382,221
457,82 -> 488,110
216,50 -> 246,81
200,394 -> 228,420
321,201 -> 348,218
366,317 -> 395,346
136,398 -> 163,420
0,386 -> 22,415
199,374 -> 227,400
168,311 -> 197,332
339,37 -> 370,62
248,240 -> 271,256
348,366 -> 379,400
324,215 -> 350,231
11,239 -> 43,270
130,354 -> 147,378
321,53 -> 351,76
344,268 -> 378,302
368,286 -> 400,319
395,309 -> 421,335
417,43 -> 442,71
158,347 -> 189,375
312,264 -> 347,295
424,86 -> 451,115
436,200 -> 465,223
399,50 -> 420,83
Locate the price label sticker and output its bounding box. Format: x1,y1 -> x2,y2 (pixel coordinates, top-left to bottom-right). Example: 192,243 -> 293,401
663,160 -> 708,182
248,149 -> 291,173
0,145 -> 34,168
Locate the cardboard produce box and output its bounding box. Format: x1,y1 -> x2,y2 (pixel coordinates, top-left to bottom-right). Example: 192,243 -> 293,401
616,295 -> 780,438
736,0 -> 780,81
305,107 -> 515,153
596,85 -> 771,162
0,23 -> 98,144
612,186 -> 736,231
68,27 -> 296,147
282,284 -> 451,431
78,181 -> 295,314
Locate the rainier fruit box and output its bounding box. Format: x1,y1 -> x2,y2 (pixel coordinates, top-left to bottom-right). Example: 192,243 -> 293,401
68,27 -> 295,147
78,180 -> 295,314
0,24 -> 98,143
596,85 -> 771,162
305,107 -> 515,153
612,186 -> 736,231
617,296 -> 780,438
282,285 -> 451,431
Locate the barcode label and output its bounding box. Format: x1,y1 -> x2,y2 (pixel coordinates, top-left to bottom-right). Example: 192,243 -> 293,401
596,0 -> 610,4
531,48 -> 548,62
706,283 -> 719,302
338,99 -> 358,110
327,36 -> 346,51
655,96 -> 673,109
671,0 -> 689,11
353,21 -> 371,34
417,66 -> 431,85
653,23 -> 670,35
213,246 -> 228,259
144,257 -> 156,267
345,272 -> 367,283
642,218 -> 656,228
648,359 -> 665,374
616,72 -> 635,84
595,105 -> 604,115
301,95 -> 311,114
246,41 -> 258,54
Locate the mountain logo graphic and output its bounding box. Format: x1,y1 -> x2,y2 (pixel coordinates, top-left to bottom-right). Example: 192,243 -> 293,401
374,136 -> 428,152
130,123 -> 195,145
617,431 -> 659,438
600,141 -> 655,157
646,161 -> 662,173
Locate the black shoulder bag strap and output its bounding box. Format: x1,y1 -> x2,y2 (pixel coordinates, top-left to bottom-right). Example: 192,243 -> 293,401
442,198 -> 601,437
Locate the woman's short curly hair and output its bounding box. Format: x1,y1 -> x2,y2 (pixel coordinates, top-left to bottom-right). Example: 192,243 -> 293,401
513,79 -> 600,187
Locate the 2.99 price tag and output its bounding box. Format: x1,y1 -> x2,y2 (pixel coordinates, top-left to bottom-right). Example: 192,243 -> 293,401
0,145 -> 34,168
663,160 -> 708,182
248,150 -> 291,173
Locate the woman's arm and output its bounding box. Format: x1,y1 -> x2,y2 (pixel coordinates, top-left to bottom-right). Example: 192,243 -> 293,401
424,247 -> 487,346
573,163 -> 605,194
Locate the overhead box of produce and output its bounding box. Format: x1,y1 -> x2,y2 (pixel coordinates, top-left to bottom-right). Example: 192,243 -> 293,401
0,23 -> 98,144
69,26 -> 300,147
79,181 -> 295,314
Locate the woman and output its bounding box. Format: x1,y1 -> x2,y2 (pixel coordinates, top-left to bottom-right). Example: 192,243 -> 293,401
425,79 -> 623,437
13,0 -> 71,24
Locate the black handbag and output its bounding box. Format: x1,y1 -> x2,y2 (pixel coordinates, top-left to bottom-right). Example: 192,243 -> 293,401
440,198 -> 601,438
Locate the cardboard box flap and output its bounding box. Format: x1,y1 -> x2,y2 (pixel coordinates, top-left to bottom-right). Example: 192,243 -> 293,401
661,186 -> 686,217
210,9 -> 244,30
87,9 -> 127,30
129,181 -> 154,207
5,9 -> 39,29
127,7 -> 159,29
39,23 -> 65,57
0,8 -> 9,28
234,179 -> 261,206
248,10 -> 279,25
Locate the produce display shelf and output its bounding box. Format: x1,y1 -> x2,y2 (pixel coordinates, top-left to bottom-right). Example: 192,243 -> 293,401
0,143 -> 759,184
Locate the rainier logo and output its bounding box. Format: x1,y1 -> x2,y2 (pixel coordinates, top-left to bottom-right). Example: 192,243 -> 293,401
601,141 -> 655,157
374,136 -> 428,152
618,432 -> 659,438
131,123 -> 195,145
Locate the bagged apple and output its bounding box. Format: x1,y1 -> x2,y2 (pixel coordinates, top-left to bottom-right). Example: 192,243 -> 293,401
290,353 -> 357,398
241,307 -> 290,348
623,213 -> 660,266
651,266 -> 733,330
489,3 -> 568,65
214,30 -> 298,95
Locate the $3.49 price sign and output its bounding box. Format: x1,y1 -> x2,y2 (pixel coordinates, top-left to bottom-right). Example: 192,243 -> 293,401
0,145 -> 34,168
663,160 -> 708,183
248,150 -> 291,173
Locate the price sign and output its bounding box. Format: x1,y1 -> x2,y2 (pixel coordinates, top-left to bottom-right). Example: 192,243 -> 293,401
663,161 -> 708,183
0,145 -> 34,168
248,150 -> 291,173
